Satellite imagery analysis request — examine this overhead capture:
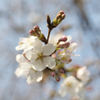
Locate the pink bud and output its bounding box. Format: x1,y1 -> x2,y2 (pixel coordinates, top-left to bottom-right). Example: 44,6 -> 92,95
56,77 -> 60,82
57,14 -> 61,19
50,72 -> 56,77
62,14 -> 65,19
59,69 -> 64,73
66,42 -> 70,48
68,58 -> 72,63
59,11 -> 64,14
33,26 -> 41,32
60,36 -> 67,41
57,42 -> 70,48
33,26 -> 39,29
51,53 -> 56,59
29,30 -> 33,34
57,42 -> 66,48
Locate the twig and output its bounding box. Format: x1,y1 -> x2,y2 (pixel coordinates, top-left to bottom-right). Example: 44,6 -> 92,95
46,28 -> 51,44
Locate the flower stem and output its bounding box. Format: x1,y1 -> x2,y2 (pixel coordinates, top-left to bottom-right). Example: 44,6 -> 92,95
46,28 -> 51,44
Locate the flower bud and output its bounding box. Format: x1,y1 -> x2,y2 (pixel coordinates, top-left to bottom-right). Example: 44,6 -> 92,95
68,58 -> 72,63
29,30 -> 37,36
29,26 -> 46,43
59,11 -> 64,14
59,69 -> 65,73
33,26 -> 41,33
57,42 -> 70,48
50,72 -> 56,77
66,42 -> 70,48
47,15 -> 51,25
62,14 -> 65,19
57,36 -> 67,44
55,76 -> 60,82
56,14 -> 61,20
29,30 -> 34,34
51,11 -> 65,28
51,53 -> 56,59
29,26 -> 40,36
38,33 -> 47,43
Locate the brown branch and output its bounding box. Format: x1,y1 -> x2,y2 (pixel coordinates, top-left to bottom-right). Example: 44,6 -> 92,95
46,28 -> 51,44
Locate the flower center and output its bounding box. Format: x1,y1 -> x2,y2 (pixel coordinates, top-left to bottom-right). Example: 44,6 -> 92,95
36,53 -> 44,62
28,39 -> 33,46
66,82 -> 72,87
61,55 -> 70,61
19,42 -> 23,45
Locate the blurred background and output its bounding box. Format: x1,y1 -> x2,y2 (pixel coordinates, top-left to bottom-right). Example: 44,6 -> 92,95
0,0 -> 100,100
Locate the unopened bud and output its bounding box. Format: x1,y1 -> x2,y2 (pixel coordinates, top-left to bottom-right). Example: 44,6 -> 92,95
29,30 -> 33,33
47,15 -> 51,25
68,58 -> 72,63
57,42 -> 70,48
52,11 -> 65,28
66,42 -> 70,48
62,14 -> 65,19
55,76 -> 60,82
59,11 -> 64,14
33,26 -> 41,33
56,14 -> 61,20
29,30 -> 33,34
57,36 -> 67,44
51,53 -> 56,59
38,33 -> 47,43
50,72 -> 56,77
59,69 -> 64,73
30,26 -> 46,43
30,26 -> 41,36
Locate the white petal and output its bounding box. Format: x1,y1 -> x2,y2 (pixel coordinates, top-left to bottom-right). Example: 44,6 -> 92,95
21,62 -> 31,71
15,67 -> 23,77
70,43 -> 78,52
71,53 -> 80,57
24,48 -> 37,62
30,36 -> 38,41
35,71 -> 43,82
24,50 -> 33,60
77,66 -> 90,82
43,57 -> 56,69
15,44 -> 27,51
59,86 -> 67,97
33,39 -> 43,53
19,37 -> 28,43
28,36 -> 38,46
65,49 -> 72,56
16,54 -> 26,63
32,59 -> 45,71
43,43 -> 55,55
27,70 -> 35,84
16,36 -> 38,51
67,36 -> 72,43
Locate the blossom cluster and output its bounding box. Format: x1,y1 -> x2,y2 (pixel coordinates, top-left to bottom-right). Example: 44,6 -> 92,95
15,34 -> 79,84
59,66 -> 90,99
15,11 -> 91,99
15,36 -> 56,84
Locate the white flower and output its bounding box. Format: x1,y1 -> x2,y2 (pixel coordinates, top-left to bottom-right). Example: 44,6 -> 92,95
15,54 -> 43,83
59,76 -> 83,97
59,36 -> 79,63
77,66 -> 90,83
15,36 -> 38,51
24,38 -> 56,71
